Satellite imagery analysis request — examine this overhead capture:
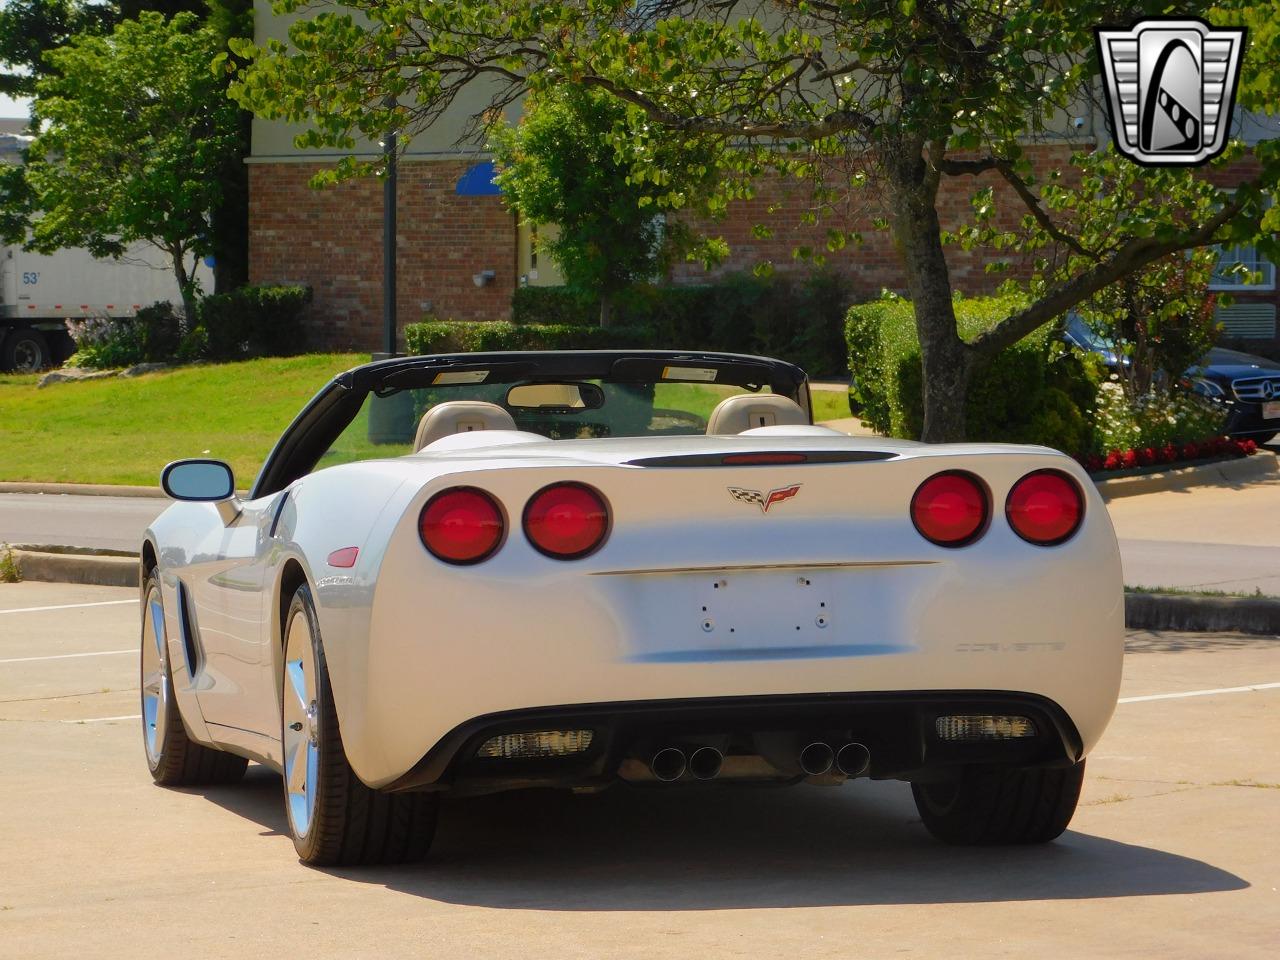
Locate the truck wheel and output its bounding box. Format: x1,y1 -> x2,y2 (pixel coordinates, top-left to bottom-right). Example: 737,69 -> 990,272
2,328 -> 51,372
912,761 -> 1085,845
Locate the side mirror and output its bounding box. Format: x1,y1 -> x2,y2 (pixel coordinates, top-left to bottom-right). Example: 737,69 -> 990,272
161,460 -> 240,524
161,459 -> 235,501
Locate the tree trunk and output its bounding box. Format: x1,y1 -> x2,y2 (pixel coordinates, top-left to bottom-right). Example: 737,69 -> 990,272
884,144 -> 972,443
168,245 -> 197,325
599,293 -> 614,328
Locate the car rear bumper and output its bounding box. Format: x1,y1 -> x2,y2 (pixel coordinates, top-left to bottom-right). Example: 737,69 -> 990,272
383,689 -> 1083,793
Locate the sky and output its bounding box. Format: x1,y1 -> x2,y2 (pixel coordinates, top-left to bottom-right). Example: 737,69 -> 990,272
0,92 -> 31,119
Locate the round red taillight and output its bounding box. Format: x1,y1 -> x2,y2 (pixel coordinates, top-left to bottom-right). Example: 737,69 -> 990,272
910,471 -> 989,547
523,483 -> 610,559
1006,469 -> 1084,545
419,487 -> 504,564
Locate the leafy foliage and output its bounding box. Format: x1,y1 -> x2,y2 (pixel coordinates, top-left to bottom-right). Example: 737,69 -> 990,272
22,12 -> 240,318
0,0 -> 115,98
195,284 -> 313,360
847,292 -> 1098,454
66,302 -> 181,369
491,86 -> 721,324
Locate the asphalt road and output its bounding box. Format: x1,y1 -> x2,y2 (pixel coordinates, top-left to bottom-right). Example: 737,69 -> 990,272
0,492 -> 164,552
1,580 -> 1277,958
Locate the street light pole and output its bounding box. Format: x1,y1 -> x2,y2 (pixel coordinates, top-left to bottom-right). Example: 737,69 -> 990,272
382,124 -> 398,356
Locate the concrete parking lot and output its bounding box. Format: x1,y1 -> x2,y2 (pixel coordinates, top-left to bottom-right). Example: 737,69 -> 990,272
1,580 -> 1277,959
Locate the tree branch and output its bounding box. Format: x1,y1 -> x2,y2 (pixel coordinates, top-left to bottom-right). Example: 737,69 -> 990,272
969,193 -> 1252,358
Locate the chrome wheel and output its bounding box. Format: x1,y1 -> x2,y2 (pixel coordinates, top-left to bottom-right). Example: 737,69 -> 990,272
140,583 -> 169,768
283,609 -> 320,840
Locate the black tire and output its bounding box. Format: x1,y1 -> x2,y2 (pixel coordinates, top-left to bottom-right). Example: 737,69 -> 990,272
1250,431 -> 1277,446
141,569 -> 248,787
2,327 -> 51,372
282,583 -> 438,866
911,761 -> 1085,845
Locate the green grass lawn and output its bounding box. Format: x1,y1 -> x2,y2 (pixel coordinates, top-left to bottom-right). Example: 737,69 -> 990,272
0,356 -> 861,487
0,355 -> 366,487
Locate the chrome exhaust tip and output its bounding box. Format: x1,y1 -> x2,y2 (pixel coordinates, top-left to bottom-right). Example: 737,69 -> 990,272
688,746 -> 724,781
650,747 -> 687,782
836,742 -> 871,777
798,741 -> 834,776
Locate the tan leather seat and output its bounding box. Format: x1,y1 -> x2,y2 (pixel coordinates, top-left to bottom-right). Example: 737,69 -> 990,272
414,401 -> 518,452
705,394 -> 807,435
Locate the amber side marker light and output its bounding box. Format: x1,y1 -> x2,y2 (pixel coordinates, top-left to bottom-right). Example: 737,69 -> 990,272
419,487 -> 505,564
910,471 -> 989,547
1005,469 -> 1084,545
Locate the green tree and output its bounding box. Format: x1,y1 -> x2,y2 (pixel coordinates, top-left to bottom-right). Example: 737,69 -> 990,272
0,0 -> 115,98
231,0 -> 1278,440
491,86 -> 720,326
22,11 -> 239,319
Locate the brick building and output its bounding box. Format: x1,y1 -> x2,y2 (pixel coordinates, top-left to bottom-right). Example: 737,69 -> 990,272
246,6 -> 1277,353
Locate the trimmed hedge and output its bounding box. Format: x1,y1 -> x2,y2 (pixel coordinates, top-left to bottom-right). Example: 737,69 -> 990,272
508,272 -> 851,375
404,320 -> 655,354
195,284 -> 312,361
846,293 -> 1097,453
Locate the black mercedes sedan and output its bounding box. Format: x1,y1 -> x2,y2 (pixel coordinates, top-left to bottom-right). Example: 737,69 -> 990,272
1064,313 -> 1280,444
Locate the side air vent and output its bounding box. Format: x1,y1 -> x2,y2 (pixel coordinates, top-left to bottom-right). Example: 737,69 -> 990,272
625,450 -> 896,468
175,581 -> 204,677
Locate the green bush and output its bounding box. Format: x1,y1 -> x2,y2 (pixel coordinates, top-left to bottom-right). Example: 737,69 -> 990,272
404,320 -> 656,354
64,301 -> 182,369
508,271 -> 851,375
196,285 -> 312,360
846,292 -> 1098,453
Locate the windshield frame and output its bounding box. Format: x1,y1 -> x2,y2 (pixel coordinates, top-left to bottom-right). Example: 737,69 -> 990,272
250,350 -> 810,498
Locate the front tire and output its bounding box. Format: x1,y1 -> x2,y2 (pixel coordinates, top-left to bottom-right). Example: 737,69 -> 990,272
281,583 -> 438,866
140,569 -> 248,786
911,761 -> 1085,845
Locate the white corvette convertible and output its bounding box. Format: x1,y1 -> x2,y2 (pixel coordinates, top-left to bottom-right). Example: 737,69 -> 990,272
140,350 -> 1123,865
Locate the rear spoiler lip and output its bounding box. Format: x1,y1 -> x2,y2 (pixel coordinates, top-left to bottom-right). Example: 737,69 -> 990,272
623,450 -> 897,468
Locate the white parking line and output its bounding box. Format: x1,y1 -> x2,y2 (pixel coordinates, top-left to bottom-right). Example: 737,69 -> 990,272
0,649 -> 133,665
1119,682 -> 1280,704
61,714 -> 141,724
0,599 -> 138,615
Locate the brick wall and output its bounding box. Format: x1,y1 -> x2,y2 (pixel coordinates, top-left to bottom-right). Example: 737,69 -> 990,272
249,146 -> 1278,351
248,159 -> 516,350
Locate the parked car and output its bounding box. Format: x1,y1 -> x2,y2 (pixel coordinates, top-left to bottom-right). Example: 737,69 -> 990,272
1064,313 -> 1280,444
141,349 -> 1123,865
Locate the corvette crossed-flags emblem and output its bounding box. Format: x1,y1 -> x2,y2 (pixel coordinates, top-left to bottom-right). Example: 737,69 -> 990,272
727,484 -> 802,514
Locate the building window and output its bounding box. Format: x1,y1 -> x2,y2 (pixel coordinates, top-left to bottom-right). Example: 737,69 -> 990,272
1210,241 -> 1276,291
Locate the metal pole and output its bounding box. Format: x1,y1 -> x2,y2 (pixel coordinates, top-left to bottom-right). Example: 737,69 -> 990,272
382,126 -> 398,356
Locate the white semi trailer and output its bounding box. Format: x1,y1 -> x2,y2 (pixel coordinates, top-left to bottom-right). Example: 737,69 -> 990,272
1,130 -> 212,371
0,241 -> 214,371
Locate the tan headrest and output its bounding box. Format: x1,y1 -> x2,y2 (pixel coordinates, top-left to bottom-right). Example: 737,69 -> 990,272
705,394 -> 807,435
414,400 -> 517,451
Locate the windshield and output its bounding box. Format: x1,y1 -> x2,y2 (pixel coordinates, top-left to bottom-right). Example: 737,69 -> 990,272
317,368 -> 782,471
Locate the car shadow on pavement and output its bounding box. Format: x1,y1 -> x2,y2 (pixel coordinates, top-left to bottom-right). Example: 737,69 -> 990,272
209,766 -> 1247,909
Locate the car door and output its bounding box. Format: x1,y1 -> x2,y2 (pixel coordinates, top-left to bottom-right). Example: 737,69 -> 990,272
185,492 -> 285,738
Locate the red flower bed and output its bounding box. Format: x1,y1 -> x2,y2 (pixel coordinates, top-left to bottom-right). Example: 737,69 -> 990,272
1078,436 -> 1257,475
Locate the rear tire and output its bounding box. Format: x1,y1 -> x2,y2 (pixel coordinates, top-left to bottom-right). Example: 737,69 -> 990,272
2,327 -> 51,372
1250,431 -> 1276,446
281,583 -> 438,866
140,569 -> 248,786
911,761 -> 1085,845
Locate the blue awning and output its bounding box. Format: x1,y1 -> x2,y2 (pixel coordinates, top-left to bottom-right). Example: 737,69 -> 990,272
455,161 -> 502,196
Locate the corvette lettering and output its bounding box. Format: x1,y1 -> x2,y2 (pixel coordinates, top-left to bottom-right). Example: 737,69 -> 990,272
727,484 -> 802,513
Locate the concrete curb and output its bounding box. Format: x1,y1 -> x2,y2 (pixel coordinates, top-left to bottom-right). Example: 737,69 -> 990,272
0,481 -> 165,498
12,549 -> 138,588
1125,591 -> 1280,636
1095,451 -> 1278,501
